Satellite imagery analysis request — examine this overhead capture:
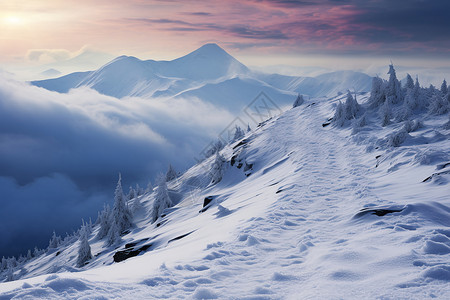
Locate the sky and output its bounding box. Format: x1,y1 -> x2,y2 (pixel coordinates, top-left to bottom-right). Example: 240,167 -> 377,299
1,0 -> 449,79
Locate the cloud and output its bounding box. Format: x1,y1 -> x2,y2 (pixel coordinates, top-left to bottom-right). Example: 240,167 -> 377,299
26,49 -> 73,64
0,75 -> 233,257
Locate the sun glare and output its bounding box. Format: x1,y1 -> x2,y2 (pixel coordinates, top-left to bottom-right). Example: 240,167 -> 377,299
4,16 -> 22,25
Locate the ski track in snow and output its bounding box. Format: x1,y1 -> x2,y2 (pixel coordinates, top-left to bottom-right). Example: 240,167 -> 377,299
1,97 -> 449,299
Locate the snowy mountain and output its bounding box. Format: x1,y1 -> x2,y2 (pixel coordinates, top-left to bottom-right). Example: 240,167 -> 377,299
32,44 -> 372,107
1,66 -> 449,298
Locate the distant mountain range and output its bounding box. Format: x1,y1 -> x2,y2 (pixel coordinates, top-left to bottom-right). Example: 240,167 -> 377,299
32,43 -> 373,110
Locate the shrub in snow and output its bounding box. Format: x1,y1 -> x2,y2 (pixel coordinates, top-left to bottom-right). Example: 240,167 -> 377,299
76,222 -> 92,267
380,100 -> 392,127
351,113 -> 367,134
152,174 -> 172,223
387,129 -> 410,147
247,124 -> 251,132
292,94 -> 304,108
166,164 -> 177,182
403,119 -> 422,133
210,151 -> 226,184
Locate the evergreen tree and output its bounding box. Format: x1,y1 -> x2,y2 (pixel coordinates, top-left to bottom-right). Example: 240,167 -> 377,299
5,266 -> 14,282
106,219 -> 121,246
166,164 -> 177,182
405,74 -> 414,89
232,125 -> 245,143
386,64 -> 403,104
293,94 -> 304,108
109,173 -> 132,237
152,174 -> 172,223
210,151 -> 226,184
96,204 -> 111,240
1,257 -> 6,270
429,93 -> 449,115
368,76 -> 386,108
127,186 -> 135,200
146,181 -> 153,193
135,184 -> 144,196
344,90 -> 360,120
441,79 -> 448,95
332,101 -> 345,127
48,231 -> 59,249
26,250 -> 32,260
247,124 -> 251,132
76,222 -> 93,267
380,100 -> 392,127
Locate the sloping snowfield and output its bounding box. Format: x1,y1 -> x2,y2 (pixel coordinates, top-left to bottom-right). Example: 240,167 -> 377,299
1,94 -> 449,299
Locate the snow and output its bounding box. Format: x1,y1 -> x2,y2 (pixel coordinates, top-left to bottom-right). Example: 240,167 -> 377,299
31,44 -> 372,108
1,88 -> 449,298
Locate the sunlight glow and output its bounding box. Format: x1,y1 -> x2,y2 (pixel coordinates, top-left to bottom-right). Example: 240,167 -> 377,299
4,16 -> 23,25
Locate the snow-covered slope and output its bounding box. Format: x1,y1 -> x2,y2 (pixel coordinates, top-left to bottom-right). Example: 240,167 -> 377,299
31,44 -> 372,104
1,88 -> 449,298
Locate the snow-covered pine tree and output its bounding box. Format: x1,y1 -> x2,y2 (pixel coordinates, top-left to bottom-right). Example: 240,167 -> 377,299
152,174 -> 172,223
146,181 -> 153,193
386,64 -> 403,104
293,94 -> 304,108
76,222 -> 92,267
109,173 -> 132,238
344,90 -> 360,120
368,76 -> 386,108
26,250 -> 32,261
96,204 -> 111,240
247,124 -> 251,132
405,74 -> 414,90
441,79 -> 448,95
135,184 -> 144,196
428,92 -> 449,115
210,151 -> 226,184
232,125 -> 245,143
5,265 -> 14,282
106,218 -> 121,246
332,101 -> 345,127
1,257 -> 6,270
166,164 -> 177,182
131,194 -> 143,214
380,100 -> 392,127
48,231 -> 59,249
127,186 -> 135,200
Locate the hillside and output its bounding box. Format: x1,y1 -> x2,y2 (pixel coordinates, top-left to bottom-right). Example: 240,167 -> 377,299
1,69 -> 449,298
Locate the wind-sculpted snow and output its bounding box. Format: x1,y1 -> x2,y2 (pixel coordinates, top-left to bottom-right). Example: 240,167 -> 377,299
1,90 -> 448,298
